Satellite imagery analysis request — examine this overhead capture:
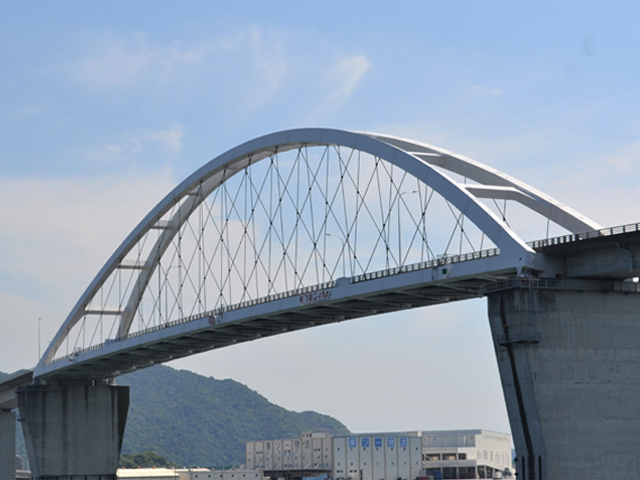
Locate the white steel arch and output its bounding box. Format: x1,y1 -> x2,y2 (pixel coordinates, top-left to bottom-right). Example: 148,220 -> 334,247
366,132 -> 601,234
36,128 -> 600,375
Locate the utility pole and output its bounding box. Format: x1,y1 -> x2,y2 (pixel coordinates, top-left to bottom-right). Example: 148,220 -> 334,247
38,317 -> 42,360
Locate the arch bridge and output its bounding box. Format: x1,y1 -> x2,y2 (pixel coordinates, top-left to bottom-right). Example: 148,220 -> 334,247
3,128 -> 640,480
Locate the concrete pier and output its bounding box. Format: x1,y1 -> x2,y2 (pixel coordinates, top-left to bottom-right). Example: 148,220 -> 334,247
17,383 -> 129,480
0,410 -> 16,480
488,283 -> 640,479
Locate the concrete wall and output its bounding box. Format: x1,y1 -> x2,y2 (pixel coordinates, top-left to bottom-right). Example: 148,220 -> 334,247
488,286 -> 640,479
17,383 -> 129,479
0,410 -> 16,480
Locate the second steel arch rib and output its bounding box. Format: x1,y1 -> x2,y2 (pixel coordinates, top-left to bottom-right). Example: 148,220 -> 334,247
36,128 -> 598,374
367,132 -> 601,233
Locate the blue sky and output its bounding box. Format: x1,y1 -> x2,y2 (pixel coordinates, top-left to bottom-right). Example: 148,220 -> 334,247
2,1 -> 640,435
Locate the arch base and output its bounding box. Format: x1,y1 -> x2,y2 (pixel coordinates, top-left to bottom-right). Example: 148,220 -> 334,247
489,285 -> 640,479
0,409 -> 16,480
17,383 -> 129,480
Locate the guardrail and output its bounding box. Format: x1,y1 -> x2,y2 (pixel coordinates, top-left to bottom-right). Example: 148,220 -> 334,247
352,248 -> 500,283
528,222 -> 640,249
480,277 -> 640,295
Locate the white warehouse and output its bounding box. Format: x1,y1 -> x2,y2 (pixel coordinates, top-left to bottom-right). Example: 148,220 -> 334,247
421,430 -> 513,479
246,431 -> 333,471
245,430 -> 513,480
332,432 -> 423,480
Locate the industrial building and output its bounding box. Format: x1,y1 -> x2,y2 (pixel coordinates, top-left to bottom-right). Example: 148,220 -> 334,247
420,430 -> 513,479
246,430 -> 513,480
332,432 -> 423,480
116,468 -> 264,480
246,431 -> 334,479
117,468 -> 179,480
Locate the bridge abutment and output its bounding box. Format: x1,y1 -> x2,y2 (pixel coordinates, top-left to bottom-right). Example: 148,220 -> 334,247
488,283 -> 640,479
0,409 -> 16,480
17,383 -> 129,480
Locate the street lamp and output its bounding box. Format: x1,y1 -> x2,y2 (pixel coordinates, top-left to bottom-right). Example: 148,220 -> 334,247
38,317 -> 42,361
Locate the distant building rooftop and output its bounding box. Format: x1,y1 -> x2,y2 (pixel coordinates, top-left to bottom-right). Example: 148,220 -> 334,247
117,468 -> 179,479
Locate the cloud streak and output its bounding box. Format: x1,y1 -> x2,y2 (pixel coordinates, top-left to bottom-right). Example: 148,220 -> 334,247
66,27 -> 290,113
244,25 -> 289,107
146,125 -> 185,154
72,32 -> 205,88
468,85 -> 503,97
330,55 -> 371,104
0,172 -> 176,373
77,125 -> 185,167
307,54 -> 371,122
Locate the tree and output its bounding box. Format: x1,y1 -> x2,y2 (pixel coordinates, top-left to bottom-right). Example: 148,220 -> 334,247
119,451 -> 177,468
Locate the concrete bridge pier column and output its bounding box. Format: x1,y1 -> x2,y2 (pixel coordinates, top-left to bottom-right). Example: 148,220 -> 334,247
488,282 -> 640,480
17,383 -> 129,480
0,409 -> 16,480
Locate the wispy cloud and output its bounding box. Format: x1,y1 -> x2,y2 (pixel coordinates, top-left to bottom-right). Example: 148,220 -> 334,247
583,35 -> 598,58
146,125 -> 185,154
307,54 -> 371,122
78,125 -> 185,166
0,173 -> 175,282
0,100 -> 50,125
330,55 -> 371,104
72,32 -> 204,88
557,139 -> 640,226
599,140 -> 640,175
468,85 -> 503,97
244,25 -> 288,107
64,28 -> 292,113
0,172 -> 175,372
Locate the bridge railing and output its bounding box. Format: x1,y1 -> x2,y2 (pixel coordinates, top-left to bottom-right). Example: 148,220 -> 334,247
481,277 -> 640,295
528,222 -> 640,249
49,280 -> 336,365
352,248 -> 500,282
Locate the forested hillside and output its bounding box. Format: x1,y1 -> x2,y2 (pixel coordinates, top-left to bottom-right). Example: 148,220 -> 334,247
119,365 -> 349,467
2,365 -> 349,469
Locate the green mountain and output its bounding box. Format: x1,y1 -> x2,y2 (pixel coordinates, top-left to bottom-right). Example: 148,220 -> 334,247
118,365 -> 349,467
3,365 -> 349,469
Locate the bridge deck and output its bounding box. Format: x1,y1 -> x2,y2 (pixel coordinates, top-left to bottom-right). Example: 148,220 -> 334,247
40,276 -> 503,381
0,370 -> 33,409
5,225 -> 639,391
37,250 -> 517,381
